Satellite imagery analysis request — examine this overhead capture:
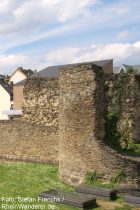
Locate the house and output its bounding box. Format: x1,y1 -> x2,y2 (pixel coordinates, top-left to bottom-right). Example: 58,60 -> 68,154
9,67 -> 34,113
0,79 -> 13,120
38,59 -> 113,78
9,67 -> 33,84
114,64 -> 140,73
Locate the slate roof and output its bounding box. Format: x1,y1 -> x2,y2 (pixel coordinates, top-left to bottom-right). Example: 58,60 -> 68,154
20,68 -> 34,77
0,80 -> 13,95
14,79 -> 27,86
38,59 -> 113,78
0,74 -> 5,79
113,64 -> 140,73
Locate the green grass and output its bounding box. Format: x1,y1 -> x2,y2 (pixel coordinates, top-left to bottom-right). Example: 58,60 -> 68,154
0,162 -> 138,210
114,205 -> 133,210
0,162 -> 76,210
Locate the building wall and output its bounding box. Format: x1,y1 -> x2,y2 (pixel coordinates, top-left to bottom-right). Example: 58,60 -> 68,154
0,120 -> 58,164
103,60 -> 113,74
10,70 -> 26,84
0,86 -> 10,120
13,85 -> 24,110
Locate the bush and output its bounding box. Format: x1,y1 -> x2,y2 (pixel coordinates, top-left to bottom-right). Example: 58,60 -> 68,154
111,170 -> 126,184
127,67 -> 137,74
85,171 -> 101,184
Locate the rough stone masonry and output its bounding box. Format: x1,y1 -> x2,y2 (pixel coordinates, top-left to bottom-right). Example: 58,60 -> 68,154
0,63 -> 139,187
59,64 -> 140,186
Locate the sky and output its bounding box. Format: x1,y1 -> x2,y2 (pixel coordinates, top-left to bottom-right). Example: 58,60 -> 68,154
0,0 -> 140,74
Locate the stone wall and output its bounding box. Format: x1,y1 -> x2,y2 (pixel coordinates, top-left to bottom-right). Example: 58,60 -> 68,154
0,120 -> 58,164
105,73 -> 140,146
133,75 -> 140,143
0,64 -> 139,187
22,78 -> 59,128
59,64 -> 140,186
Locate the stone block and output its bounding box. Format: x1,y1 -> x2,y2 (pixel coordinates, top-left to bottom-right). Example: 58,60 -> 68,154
39,190 -> 96,208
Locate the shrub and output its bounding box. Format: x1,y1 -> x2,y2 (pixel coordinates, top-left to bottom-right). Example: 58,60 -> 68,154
127,67 -> 138,74
85,170 -> 101,184
111,170 -> 126,184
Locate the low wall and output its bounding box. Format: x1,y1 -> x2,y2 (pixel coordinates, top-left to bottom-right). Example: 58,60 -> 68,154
0,120 -> 58,164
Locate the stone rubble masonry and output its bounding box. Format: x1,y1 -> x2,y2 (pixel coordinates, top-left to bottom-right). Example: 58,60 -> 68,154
134,75 -> 140,143
0,64 -> 139,187
105,74 -> 140,144
59,64 -> 140,186
22,77 -> 59,129
0,120 -> 58,164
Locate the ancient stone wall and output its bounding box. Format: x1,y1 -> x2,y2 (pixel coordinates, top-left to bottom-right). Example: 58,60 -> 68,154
0,120 -> 58,164
22,78 -> 59,129
59,64 -> 140,186
0,64 -> 139,187
105,73 -> 140,146
133,75 -> 140,143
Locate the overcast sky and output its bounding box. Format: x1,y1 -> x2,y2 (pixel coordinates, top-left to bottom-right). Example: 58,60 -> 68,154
0,0 -> 140,74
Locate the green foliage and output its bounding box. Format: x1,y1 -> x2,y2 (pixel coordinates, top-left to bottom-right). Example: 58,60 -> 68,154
114,74 -> 133,108
104,111 -> 121,149
85,170 -> 101,185
114,205 -> 133,210
127,67 -> 138,74
104,72 -> 137,151
110,170 -> 126,184
122,143 -> 140,156
85,170 -> 118,189
131,143 -> 140,153
119,115 -> 134,149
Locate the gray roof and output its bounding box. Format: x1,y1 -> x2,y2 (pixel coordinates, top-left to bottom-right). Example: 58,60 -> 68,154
114,64 -> 140,73
0,80 -> 13,95
14,79 -> 27,86
38,59 -> 113,78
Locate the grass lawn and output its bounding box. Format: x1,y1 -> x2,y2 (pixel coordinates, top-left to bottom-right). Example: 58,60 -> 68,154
0,161 -> 139,210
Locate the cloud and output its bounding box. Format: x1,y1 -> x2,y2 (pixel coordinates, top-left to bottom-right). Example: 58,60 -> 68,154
1,41 -> 140,74
0,0 -> 139,53
0,0 -> 99,35
0,0 -> 140,74
45,41 -> 140,66
0,54 -> 39,74
117,31 -> 129,40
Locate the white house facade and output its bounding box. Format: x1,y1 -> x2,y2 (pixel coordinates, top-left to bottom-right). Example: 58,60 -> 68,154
9,67 -> 34,84
0,84 -> 11,120
9,67 -> 27,84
